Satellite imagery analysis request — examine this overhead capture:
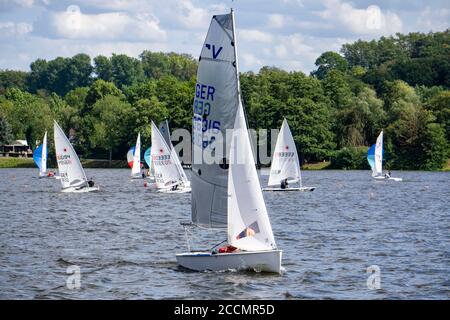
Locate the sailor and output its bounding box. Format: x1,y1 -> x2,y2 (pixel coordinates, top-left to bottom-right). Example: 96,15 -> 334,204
88,178 -> 95,187
280,178 -> 289,189
141,170 -> 146,179
384,171 -> 391,179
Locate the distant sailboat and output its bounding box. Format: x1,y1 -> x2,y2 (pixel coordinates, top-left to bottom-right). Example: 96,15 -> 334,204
54,121 -> 98,192
33,131 -> 49,178
176,10 -> 282,273
144,147 -> 155,180
130,133 -> 142,179
150,121 -> 191,193
263,118 -> 315,192
367,130 -> 402,181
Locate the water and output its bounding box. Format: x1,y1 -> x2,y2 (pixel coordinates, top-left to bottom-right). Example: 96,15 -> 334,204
0,169 -> 448,299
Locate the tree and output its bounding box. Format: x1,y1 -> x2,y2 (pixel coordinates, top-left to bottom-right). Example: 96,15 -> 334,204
312,51 -> 348,79
85,79 -> 123,108
0,113 -> 13,144
322,70 -> 353,109
94,55 -> 113,81
110,54 -> 144,88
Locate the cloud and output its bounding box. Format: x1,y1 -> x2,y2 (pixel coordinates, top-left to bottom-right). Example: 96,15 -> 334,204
316,0 -> 403,35
267,14 -> 284,29
239,29 -> 274,43
0,21 -> 32,38
0,0 -> 34,10
416,6 -> 450,31
34,5 -> 166,42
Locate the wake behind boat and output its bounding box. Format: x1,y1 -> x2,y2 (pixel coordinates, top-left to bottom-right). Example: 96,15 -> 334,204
54,120 -> 99,193
262,118 -> 315,192
367,130 -> 402,182
176,10 -> 282,274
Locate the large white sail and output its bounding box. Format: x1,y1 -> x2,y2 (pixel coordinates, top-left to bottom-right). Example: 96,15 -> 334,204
228,102 -> 277,251
54,121 -> 87,189
374,130 -> 383,176
191,12 -> 239,227
267,119 -> 301,187
131,133 -> 141,176
151,121 -> 183,188
160,120 -> 188,184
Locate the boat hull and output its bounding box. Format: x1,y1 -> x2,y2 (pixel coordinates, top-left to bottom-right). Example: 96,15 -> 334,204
373,176 -> 402,182
262,186 -> 315,192
61,186 -> 100,193
157,186 -> 191,194
176,249 -> 282,274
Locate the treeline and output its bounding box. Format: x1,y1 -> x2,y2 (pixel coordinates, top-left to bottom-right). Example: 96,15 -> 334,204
0,30 -> 449,170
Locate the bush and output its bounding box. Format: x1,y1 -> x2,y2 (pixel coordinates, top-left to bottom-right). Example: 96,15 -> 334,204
330,147 -> 369,169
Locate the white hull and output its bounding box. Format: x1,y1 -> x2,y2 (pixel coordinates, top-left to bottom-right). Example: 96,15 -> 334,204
157,186 -> 191,194
373,176 -> 402,182
39,174 -> 60,180
262,186 -> 315,192
61,186 -> 100,193
131,175 -> 143,179
176,249 -> 282,274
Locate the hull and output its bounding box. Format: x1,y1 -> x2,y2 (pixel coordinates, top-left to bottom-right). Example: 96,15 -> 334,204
176,249 -> 282,274
131,175 -> 143,179
61,186 -> 100,193
157,186 -> 191,194
262,186 -> 315,192
373,176 -> 402,182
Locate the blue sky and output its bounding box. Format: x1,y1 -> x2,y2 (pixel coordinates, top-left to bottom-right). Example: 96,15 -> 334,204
0,0 -> 449,73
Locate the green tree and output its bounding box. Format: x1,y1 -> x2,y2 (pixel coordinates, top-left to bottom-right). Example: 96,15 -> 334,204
312,51 -> 348,79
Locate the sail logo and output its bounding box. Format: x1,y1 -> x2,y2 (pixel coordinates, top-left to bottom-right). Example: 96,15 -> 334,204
205,43 -> 223,59
276,151 -> 294,158
57,154 -> 71,160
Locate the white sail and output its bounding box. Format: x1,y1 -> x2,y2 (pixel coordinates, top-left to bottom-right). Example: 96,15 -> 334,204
191,12 -> 240,227
151,121 -> 183,188
131,133 -> 141,176
228,102 -> 277,251
267,119 -> 301,187
160,120 -> 189,184
374,131 -> 383,176
54,120 -> 87,189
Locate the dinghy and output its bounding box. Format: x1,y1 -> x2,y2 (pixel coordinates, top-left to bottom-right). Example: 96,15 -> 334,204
263,118 -> 315,192
367,130 -> 402,181
150,121 -> 190,193
33,131 -> 59,179
53,121 -> 99,193
176,10 -> 282,274
130,133 -> 142,179
144,147 -> 155,181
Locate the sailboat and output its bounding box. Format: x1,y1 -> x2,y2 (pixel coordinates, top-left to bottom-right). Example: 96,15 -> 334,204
263,119 -> 315,192
33,131 -> 52,178
143,147 -> 155,181
53,120 -> 99,192
367,130 -> 402,181
150,121 -> 191,193
176,10 -> 282,273
130,133 -> 142,179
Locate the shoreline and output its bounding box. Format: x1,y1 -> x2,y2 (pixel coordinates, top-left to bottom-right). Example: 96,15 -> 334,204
1,157 -> 449,171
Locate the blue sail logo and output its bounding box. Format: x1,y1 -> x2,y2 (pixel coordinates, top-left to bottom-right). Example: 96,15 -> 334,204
205,43 -> 222,59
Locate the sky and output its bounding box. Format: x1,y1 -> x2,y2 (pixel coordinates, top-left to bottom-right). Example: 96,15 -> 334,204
0,0 -> 449,74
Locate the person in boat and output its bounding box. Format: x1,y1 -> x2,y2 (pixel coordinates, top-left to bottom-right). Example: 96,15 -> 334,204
171,183 -> 179,191
384,171 -> 391,179
280,178 -> 289,189
47,171 -> 55,177
88,178 -> 95,187
141,170 -> 146,179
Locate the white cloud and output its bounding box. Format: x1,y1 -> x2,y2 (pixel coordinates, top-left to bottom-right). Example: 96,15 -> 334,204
239,29 -> 273,43
267,14 -> 284,29
0,21 -> 32,38
38,5 -> 166,41
316,0 -> 403,35
416,6 -> 450,31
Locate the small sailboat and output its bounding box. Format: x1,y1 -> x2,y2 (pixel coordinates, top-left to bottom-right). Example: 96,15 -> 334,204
263,118 -> 315,192
176,10 -> 282,273
33,131 -> 56,178
367,130 -> 402,181
53,120 -> 99,193
143,147 -> 155,181
150,121 -> 191,193
130,133 -> 142,179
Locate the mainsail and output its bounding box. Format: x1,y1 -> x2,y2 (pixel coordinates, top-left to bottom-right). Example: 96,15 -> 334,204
151,121 -> 183,188
159,120 -> 171,149
367,131 -> 383,176
267,119 -> 301,187
54,121 -> 87,189
131,133 -> 141,176
33,131 -> 48,176
127,147 -> 135,168
228,101 -> 277,251
191,12 -> 240,227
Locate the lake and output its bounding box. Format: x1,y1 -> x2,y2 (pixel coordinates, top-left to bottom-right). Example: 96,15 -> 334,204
0,168 -> 448,299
